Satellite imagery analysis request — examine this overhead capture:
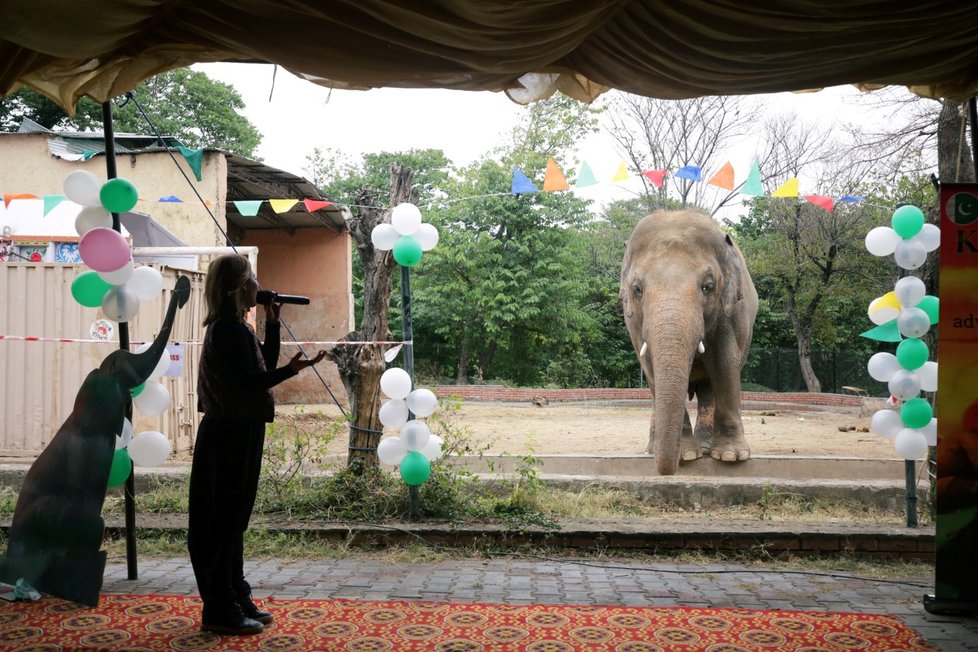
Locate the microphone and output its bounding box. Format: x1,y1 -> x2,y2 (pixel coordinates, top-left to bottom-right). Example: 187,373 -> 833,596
256,289 -> 310,305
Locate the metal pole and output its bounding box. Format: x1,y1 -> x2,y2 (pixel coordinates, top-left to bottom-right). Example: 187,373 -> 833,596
400,265 -> 419,517
893,265 -> 918,528
102,100 -> 139,578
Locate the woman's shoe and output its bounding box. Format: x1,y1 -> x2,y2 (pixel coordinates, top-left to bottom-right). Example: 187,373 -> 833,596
237,594 -> 274,625
201,601 -> 265,635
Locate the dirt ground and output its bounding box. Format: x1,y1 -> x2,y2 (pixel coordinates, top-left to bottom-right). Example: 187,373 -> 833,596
280,400 -> 896,459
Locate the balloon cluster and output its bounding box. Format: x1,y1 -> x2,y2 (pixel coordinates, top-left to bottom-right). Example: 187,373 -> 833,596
106,341 -> 175,487
865,206 -> 939,460
64,170 -> 164,322
375,367 -> 442,486
371,202 -> 439,267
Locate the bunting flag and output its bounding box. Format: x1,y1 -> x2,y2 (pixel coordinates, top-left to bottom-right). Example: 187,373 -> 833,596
839,195 -> 865,202
233,200 -> 263,216
4,193 -> 38,208
675,165 -> 702,182
303,199 -> 333,212
707,162 -> 735,190
176,146 -> 204,182
772,178 -> 799,197
543,157 -> 570,192
641,170 -> 667,188
269,199 -> 299,214
574,162 -> 598,187
43,194 -> 66,215
741,161 -> 764,196
511,168 -> 537,194
610,162 -> 631,183
804,195 -> 834,211
158,195 -> 182,203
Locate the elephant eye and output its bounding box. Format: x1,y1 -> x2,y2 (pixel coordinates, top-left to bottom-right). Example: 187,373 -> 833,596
701,280 -> 715,294
632,282 -> 643,297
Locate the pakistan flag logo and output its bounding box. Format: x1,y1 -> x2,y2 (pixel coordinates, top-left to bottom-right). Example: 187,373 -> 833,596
946,192 -> 978,225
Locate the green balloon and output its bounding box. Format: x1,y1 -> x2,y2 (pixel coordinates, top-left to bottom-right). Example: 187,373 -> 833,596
901,397 -> 933,430
131,382 -> 146,398
896,338 -> 928,370
399,450 -> 431,486
71,270 -> 113,307
108,448 -> 132,488
918,295 -> 939,324
100,178 -> 139,213
392,236 -> 423,267
891,205 -> 924,239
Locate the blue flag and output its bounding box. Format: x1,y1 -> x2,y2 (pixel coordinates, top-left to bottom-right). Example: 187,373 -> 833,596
511,168 -> 538,195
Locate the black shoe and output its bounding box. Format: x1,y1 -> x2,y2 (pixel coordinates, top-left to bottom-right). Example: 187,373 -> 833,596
201,600 -> 265,635
237,594 -> 274,625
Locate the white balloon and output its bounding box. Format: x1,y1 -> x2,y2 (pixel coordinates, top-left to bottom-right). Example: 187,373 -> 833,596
401,419 -> 431,451
380,367 -> 412,399
98,259 -> 134,285
101,285 -> 140,322
414,223 -> 440,251
115,417 -> 134,450
897,306 -> 931,339
871,409 -> 903,439
893,239 -> 927,270
867,352 -> 901,382
371,223 -> 400,251
135,341 -> 171,378
75,206 -> 113,236
127,266 -> 163,300
865,226 -> 901,256
922,418 -> 938,447
379,399 -> 409,429
127,430 -> 171,467
894,428 -> 928,460
918,361 -> 938,392
913,223 -> 941,253
420,434 -> 444,461
377,437 -> 407,465
893,276 -> 926,308
63,170 -> 103,207
888,369 -> 921,401
406,388 -> 438,417
391,203 -> 422,236
133,380 -> 170,416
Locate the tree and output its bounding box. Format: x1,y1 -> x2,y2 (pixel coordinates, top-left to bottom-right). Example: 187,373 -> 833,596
1,69 -> 261,157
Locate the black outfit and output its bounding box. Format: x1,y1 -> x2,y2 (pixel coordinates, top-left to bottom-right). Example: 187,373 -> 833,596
188,316 -> 296,623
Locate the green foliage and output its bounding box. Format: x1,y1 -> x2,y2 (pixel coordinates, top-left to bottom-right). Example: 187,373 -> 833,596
1,69 -> 261,157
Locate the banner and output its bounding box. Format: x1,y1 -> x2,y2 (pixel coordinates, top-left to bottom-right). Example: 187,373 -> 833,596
928,183 -> 978,613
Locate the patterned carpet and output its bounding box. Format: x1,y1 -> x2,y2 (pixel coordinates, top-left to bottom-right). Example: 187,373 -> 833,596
0,593 -> 935,651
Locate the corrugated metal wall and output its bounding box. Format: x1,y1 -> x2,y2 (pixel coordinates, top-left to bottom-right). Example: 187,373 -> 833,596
0,264 -> 205,458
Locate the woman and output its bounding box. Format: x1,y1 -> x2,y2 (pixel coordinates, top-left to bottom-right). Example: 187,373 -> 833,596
188,254 -> 325,635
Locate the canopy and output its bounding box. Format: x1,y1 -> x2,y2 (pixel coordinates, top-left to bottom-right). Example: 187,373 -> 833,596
2,1 -> 977,110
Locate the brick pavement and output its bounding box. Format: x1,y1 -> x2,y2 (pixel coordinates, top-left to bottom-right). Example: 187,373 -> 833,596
102,555 -> 978,651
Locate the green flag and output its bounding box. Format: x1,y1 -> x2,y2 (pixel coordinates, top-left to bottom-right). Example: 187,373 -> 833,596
575,161 -> 598,187
741,160 -> 764,196
177,146 -> 204,181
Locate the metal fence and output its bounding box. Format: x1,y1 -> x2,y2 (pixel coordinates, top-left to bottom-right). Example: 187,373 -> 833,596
743,348 -> 879,395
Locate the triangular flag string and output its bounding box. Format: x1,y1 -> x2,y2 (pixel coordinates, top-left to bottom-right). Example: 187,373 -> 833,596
804,195 -> 834,211
574,162 -> 598,187
610,161 -> 631,183
510,168 -> 537,195
43,194 -> 66,215
707,162 -> 735,191
741,160 -> 764,197
542,157 -> 570,192
772,178 -> 799,198
269,199 -> 299,214
674,165 -> 702,182
233,200 -> 263,217
640,170 -> 667,188
303,199 -> 332,212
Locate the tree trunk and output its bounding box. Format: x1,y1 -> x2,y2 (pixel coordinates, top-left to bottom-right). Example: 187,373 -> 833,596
455,335 -> 470,385
477,340 -> 498,379
797,337 -> 822,393
326,164 -> 417,471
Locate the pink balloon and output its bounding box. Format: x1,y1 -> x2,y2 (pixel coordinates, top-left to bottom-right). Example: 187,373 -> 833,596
79,227 -> 132,272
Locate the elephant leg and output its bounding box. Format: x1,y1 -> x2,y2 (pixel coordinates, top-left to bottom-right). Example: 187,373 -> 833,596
693,382 -> 715,455
706,345 -> 750,463
679,409 -> 701,462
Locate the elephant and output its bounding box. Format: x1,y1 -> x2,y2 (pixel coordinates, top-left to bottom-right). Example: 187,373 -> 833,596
620,210 -> 758,476
0,276 -> 190,606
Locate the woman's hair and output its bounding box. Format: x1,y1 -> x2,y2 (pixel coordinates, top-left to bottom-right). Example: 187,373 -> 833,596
203,254 -> 252,325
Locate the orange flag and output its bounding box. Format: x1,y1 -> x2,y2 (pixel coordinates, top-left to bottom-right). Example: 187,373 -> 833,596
303,199 -> 333,212
641,170 -> 667,187
543,157 -> 570,191
4,193 -> 39,207
707,162 -> 735,190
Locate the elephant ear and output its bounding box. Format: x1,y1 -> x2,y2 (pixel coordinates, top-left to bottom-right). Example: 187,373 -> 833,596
619,237 -> 633,304
720,234 -> 744,316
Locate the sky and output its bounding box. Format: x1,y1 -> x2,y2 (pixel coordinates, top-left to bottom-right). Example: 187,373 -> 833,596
196,61 -> 899,213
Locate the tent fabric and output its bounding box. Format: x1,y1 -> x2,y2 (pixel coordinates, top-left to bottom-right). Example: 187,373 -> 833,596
2,1 -> 977,111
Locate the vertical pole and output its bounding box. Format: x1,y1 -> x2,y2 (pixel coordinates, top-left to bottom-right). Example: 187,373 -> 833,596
894,265 -> 918,528
401,265 -> 419,517
102,101 -> 139,578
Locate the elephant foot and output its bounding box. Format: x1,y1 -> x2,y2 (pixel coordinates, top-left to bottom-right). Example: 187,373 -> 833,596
679,438 -> 703,462
710,446 -> 750,462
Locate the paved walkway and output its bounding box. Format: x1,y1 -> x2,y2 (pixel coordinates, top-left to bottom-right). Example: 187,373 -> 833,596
103,555 -> 978,651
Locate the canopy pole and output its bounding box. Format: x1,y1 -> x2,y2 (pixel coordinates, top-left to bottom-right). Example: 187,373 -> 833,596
102,100 -> 138,581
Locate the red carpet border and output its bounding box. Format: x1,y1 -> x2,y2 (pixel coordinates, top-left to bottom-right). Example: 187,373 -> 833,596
0,593 -> 935,651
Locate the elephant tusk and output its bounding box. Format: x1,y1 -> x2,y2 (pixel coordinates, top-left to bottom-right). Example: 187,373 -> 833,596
639,341 -> 648,357
697,341 -> 705,354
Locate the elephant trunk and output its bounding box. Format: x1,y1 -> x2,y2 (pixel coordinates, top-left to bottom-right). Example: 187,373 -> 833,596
645,309 -> 699,476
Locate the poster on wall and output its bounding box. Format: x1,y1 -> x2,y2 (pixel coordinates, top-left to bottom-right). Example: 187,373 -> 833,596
926,183 -> 978,614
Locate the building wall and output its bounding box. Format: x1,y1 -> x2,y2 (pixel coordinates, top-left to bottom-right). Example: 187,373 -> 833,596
0,134 -> 228,251
241,227 -> 353,408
